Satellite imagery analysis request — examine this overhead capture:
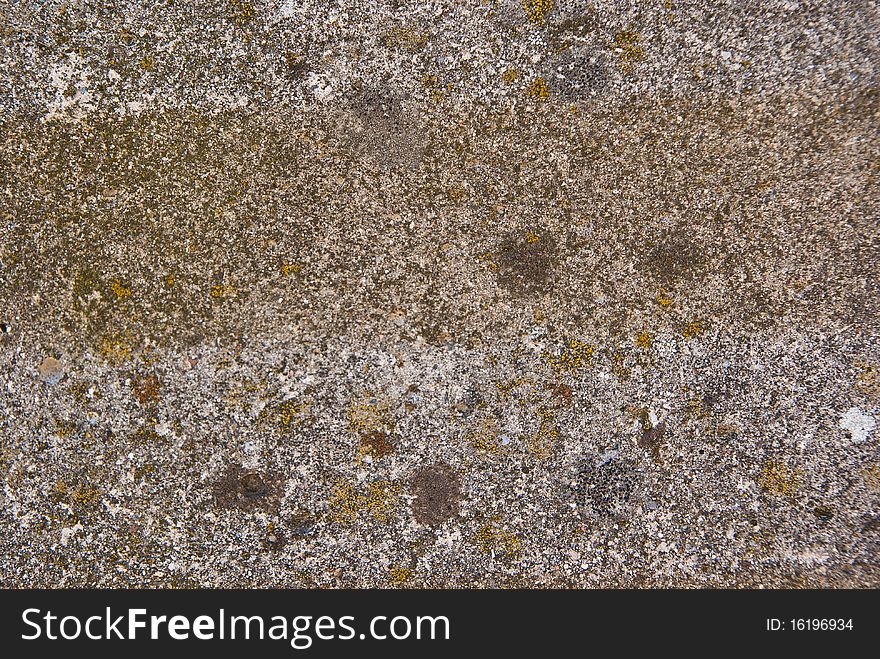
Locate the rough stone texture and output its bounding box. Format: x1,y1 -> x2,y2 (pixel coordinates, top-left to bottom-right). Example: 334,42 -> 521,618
0,1 -> 878,588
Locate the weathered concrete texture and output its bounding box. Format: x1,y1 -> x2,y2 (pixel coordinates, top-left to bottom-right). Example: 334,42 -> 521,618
0,1 -> 878,587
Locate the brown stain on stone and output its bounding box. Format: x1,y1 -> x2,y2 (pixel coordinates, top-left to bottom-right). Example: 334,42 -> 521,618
212,464 -> 280,512
638,421 -> 666,463
544,381 -> 573,407
132,372 -> 161,405
495,229 -> 558,297
409,463 -> 462,526
359,430 -> 395,459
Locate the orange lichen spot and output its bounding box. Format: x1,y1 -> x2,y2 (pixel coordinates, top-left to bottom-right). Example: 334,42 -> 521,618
523,0 -> 553,25
132,373 -> 161,406
759,461 -> 800,497
526,76 -> 549,98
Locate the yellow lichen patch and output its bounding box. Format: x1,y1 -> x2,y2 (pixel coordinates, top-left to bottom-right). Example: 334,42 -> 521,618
381,26 -> 427,51
210,283 -> 234,299
467,416 -> 501,454
477,251 -> 499,271
54,418 -> 76,438
635,331 -> 653,348
364,480 -> 401,521
854,360 -> 880,400
528,406 -> 558,457
446,186 -> 466,202
421,73 -> 448,101
613,30 -> 644,72
611,351 -> 631,381
544,339 -> 595,374
139,56 -> 154,71
686,397 -> 705,420
347,397 -> 393,433
227,0 -> 255,24
109,278 -> 132,298
501,68 -> 520,83
328,479 -> 401,524
526,76 -> 549,99
388,567 -> 412,585
328,481 -> 360,523
523,0 -> 553,25
280,261 -> 302,276
98,332 -> 133,364
494,377 -> 531,401
656,291 -> 673,308
474,516 -> 520,556
759,461 -> 800,497
54,480 -> 101,513
163,274 -> 175,287
682,321 -> 703,338
864,464 -> 880,490
263,399 -> 309,430
524,230 -> 541,243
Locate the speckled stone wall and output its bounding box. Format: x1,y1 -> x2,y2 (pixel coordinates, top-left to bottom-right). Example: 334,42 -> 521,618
1,0 -> 878,587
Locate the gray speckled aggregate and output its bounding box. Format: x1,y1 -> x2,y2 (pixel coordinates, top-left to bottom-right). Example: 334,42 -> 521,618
0,0 -> 878,588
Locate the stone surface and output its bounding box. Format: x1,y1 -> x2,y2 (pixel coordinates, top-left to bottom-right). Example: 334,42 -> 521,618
0,0 -> 878,588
